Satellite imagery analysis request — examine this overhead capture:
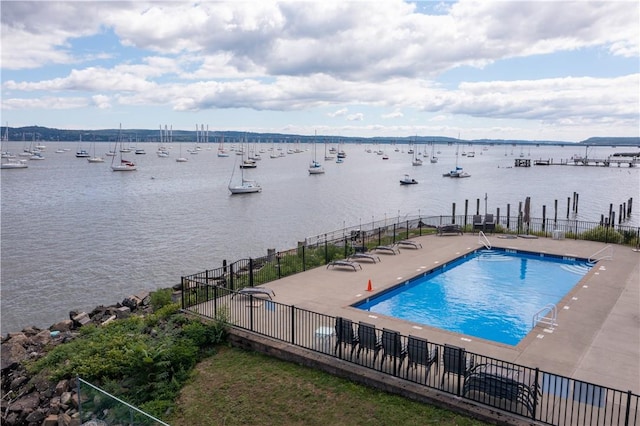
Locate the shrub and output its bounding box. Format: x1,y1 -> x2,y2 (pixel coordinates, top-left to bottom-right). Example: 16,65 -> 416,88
150,288 -> 173,311
581,226 -> 623,244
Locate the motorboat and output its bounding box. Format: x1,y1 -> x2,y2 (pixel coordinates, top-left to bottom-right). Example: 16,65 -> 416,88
399,174 -> 418,185
443,166 -> 471,178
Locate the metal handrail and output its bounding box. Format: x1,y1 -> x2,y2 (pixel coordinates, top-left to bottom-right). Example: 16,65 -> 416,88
478,231 -> 491,249
532,303 -> 557,328
588,245 -> 613,263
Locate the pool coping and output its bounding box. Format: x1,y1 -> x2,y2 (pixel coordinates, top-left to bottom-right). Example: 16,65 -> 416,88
250,234 -> 640,393
351,246 -> 594,347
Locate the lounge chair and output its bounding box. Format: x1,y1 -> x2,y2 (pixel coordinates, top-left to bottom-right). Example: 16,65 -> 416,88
437,224 -> 463,236
347,252 -> 381,263
232,287 -> 275,300
406,335 -> 439,381
441,344 -> 475,389
396,240 -> 422,249
483,214 -> 496,232
472,215 -> 483,231
462,363 -> 540,416
326,260 -> 362,271
334,317 -> 358,359
355,322 -> 382,363
372,245 -> 400,255
379,328 -> 406,369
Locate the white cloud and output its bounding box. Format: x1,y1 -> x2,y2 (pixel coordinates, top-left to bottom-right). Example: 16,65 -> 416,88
328,108 -> 348,118
382,111 -> 404,119
347,113 -> 364,121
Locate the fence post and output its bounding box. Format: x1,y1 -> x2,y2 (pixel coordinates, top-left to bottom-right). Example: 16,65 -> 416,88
624,390 -> 632,425
213,285 -> 218,317
393,223 -> 397,243
249,295 -> 254,331
532,368 -> 539,420
290,305 -> 296,345
180,277 -> 185,309
249,258 -> 254,287
230,263 -> 235,289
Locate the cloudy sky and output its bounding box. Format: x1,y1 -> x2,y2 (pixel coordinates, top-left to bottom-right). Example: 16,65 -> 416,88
1,1 -> 638,142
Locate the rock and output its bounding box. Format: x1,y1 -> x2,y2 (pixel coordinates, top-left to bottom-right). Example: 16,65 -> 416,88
9,375 -> 28,389
57,412 -> 71,426
135,291 -> 151,306
60,391 -> 73,406
7,391 -> 39,412
55,379 -> 69,396
31,329 -> 52,346
42,414 -> 59,426
1,340 -> 28,371
122,295 -> 141,310
25,407 -> 46,423
50,320 -> 73,333
71,312 -> 91,327
100,315 -> 117,327
115,306 -> 131,319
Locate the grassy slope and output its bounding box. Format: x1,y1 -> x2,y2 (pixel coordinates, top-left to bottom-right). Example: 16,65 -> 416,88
168,346 -> 489,426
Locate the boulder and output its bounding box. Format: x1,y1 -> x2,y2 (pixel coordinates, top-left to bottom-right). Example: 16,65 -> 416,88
1,340 -> 28,371
50,320 -> 73,333
71,312 -> 91,327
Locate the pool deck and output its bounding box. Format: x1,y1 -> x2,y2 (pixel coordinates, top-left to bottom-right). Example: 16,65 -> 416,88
259,234 -> 639,393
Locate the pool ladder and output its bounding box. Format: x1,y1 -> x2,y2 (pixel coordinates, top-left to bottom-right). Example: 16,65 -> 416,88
478,231 -> 491,249
532,304 -> 557,328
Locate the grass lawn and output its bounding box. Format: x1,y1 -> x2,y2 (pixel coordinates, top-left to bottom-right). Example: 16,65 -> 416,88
167,346 -> 490,426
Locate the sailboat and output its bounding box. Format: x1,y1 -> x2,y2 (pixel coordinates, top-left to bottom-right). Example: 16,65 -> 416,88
412,144 -> 423,166
228,149 -> 261,194
443,140 -> 470,178
1,126 -> 28,169
176,141 -> 188,162
308,134 -> 325,174
430,143 -> 438,163
111,124 -> 137,171
87,137 -> 104,163
217,133 -> 229,157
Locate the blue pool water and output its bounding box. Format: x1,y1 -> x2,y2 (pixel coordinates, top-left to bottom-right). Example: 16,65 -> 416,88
354,248 -> 593,346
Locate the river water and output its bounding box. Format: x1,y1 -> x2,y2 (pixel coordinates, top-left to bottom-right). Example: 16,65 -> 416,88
1,141 -> 638,334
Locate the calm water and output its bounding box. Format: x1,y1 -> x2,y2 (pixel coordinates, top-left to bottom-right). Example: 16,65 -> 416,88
354,249 -> 592,346
1,141 -> 638,334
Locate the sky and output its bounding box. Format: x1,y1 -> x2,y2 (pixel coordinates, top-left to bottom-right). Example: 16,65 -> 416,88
1,0 -> 639,142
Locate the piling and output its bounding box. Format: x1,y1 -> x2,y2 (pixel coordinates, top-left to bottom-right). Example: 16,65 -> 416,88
575,193 -> 579,214
506,204 -> 511,228
609,204 -> 614,227
619,204 -> 623,223
566,197 -> 571,219
476,198 -> 480,216
451,203 -> 456,224
464,200 -> 469,227
542,206 -> 546,232
554,199 -> 558,225
496,208 -> 500,227
628,198 -> 633,215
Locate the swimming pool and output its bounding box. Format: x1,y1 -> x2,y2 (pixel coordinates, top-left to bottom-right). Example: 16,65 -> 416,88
353,248 -> 593,346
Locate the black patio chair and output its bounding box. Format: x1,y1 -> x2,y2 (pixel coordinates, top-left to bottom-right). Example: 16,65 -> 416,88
406,335 -> 439,381
355,322 -> 382,363
379,328 -> 406,369
334,317 -> 358,359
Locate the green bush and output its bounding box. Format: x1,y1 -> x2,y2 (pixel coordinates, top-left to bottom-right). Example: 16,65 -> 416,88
28,309 -> 228,419
150,288 -> 173,311
581,226 -> 623,244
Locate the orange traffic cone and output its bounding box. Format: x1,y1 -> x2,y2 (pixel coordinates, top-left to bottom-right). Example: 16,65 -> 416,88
366,279 -> 373,292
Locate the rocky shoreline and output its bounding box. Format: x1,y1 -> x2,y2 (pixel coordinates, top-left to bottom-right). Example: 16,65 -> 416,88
1,290 -> 157,426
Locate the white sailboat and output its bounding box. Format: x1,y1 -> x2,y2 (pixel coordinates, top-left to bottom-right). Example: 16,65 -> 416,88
176,141 -> 188,163
111,124 -> 137,171
308,134 -> 325,174
1,126 -> 28,169
430,143 -> 438,163
217,133 -> 229,157
443,140 -> 470,178
87,137 -> 104,163
228,149 -> 261,194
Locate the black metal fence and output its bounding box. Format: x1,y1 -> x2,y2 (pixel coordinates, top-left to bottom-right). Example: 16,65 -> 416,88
183,286 -> 639,426
180,215 -> 639,425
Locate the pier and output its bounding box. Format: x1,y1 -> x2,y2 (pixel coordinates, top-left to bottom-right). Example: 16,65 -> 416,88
526,156 -> 638,167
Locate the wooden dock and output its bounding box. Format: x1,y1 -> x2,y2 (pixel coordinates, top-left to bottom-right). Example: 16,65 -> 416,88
524,156 -> 638,167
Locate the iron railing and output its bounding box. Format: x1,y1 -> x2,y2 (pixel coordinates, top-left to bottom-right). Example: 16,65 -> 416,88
182,287 -> 639,426
180,215 -> 639,425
